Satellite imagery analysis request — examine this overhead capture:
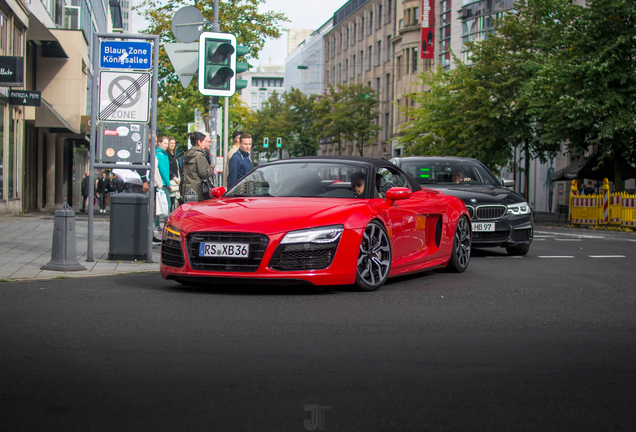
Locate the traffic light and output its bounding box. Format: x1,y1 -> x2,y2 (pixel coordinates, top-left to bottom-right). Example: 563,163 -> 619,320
263,137 -> 269,148
198,31 -> 237,97
235,45 -> 251,91
276,137 -> 282,148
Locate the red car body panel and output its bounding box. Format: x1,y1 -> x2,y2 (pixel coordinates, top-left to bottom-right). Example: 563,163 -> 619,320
160,190 -> 469,286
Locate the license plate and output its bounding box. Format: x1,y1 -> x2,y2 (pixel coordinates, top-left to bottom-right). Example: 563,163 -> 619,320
198,242 -> 250,258
472,223 -> 495,232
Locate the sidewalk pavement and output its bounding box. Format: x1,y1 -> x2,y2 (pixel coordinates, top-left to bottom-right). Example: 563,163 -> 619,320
0,209 -> 160,282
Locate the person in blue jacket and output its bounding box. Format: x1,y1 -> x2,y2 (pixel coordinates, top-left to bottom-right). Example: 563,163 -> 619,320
154,136 -> 172,231
227,133 -> 253,189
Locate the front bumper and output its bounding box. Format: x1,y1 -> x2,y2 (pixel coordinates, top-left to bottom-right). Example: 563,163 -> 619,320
469,213 -> 534,248
160,228 -> 362,286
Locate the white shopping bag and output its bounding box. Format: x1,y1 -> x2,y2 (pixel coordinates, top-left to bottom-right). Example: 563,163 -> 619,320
156,189 -> 169,216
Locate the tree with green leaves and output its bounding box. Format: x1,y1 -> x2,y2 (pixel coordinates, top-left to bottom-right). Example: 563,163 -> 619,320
338,84 -> 380,157
135,0 -> 288,152
529,0 -> 636,189
313,84 -> 348,155
247,91 -> 286,161
278,89 -> 320,157
399,0 -> 573,197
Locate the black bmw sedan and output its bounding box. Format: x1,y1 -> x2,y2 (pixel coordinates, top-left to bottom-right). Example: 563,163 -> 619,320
390,156 -> 533,256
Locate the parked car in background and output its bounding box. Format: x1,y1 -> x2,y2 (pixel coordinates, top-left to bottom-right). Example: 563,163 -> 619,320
390,156 -> 533,256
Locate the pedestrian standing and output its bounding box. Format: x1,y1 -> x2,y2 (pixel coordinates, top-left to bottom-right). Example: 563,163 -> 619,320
223,130 -> 242,187
227,133 -> 253,189
81,172 -> 90,212
167,136 -> 182,208
182,131 -> 217,201
154,136 -> 172,232
96,171 -> 110,213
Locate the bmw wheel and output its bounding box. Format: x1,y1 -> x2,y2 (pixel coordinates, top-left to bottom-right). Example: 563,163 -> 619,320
355,221 -> 391,291
446,216 -> 471,273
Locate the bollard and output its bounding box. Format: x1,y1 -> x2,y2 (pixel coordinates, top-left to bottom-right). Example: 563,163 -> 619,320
42,201 -> 87,271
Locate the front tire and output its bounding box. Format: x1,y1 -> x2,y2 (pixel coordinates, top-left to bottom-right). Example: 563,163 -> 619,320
446,216 -> 471,273
355,221 -> 391,291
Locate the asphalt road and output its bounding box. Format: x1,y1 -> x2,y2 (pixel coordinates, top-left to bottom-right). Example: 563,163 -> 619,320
1,227 -> 635,432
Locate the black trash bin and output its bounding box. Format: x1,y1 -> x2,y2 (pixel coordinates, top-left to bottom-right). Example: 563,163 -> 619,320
108,193 -> 149,260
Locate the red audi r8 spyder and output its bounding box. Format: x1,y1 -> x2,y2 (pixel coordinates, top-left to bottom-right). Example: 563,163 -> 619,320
160,157 -> 471,291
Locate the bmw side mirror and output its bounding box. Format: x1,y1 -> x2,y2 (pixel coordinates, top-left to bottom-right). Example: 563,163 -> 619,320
502,179 -> 515,188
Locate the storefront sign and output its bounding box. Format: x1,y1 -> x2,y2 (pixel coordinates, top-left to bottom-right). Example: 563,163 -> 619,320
0,56 -> 24,87
9,90 -> 41,106
421,0 -> 435,59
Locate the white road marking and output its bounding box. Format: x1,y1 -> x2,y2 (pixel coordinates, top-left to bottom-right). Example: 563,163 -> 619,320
533,239 -> 545,241
538,256 -> 575,258
535,230 -> 604,239
555,238 -> 582,241
589,255 -> 626,258
533,235 -> 553,238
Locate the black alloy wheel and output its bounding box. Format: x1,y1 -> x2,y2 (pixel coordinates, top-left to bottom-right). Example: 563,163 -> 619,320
446,216 -> 471,273
355,221 -> 391,291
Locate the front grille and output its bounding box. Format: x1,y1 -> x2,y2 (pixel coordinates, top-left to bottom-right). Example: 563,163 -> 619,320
512,228 -> 533,242
161,239 -> 185,268
475,205 -> 507,220
473,231 -> 509,241
435,217 -> 443,247
269,242 -> 339,271
187,232 -> 269,272
466,206 -> 475,219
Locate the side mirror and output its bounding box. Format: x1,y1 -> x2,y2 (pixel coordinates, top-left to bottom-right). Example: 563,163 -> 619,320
211,187 -> 226,198
385,187 -> 411,204
502,179 -> 515,188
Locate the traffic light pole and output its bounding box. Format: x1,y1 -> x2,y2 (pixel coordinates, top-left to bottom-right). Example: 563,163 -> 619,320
208,0 -> 220,172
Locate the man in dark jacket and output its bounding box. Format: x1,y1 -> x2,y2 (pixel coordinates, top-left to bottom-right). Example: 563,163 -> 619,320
81,172 -> 90,212
227,133 -> 253,189
96,172 -> 110,214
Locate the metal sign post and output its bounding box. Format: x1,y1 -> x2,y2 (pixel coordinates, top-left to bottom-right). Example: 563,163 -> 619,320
88,32 -> 159,263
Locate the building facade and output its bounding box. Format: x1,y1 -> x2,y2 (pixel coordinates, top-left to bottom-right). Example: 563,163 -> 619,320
322,0 -> 397,158
0,0 -> 121,215
285,21 -> 332,96
241,64 -> 284,111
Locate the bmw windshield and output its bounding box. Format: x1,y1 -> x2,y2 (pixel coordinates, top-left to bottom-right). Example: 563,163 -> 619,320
397,160 -> 499,187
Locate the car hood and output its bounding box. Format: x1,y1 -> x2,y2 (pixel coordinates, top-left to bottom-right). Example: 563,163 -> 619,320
423,185 -> 525,206
172,197 -> 367,235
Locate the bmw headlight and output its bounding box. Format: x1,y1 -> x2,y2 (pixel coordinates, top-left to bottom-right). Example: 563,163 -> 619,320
507,202 -> 531,215
281,225 -> 344,244
163,223 -> 181,241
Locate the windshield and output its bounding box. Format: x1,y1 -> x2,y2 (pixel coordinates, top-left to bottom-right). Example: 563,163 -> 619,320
225,162 -> 370,198
398,160 -> 499,186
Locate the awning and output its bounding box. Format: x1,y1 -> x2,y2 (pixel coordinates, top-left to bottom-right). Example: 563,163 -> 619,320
35,98 -> 79,134
551,155 -> 636,181
26,13 -> 68,59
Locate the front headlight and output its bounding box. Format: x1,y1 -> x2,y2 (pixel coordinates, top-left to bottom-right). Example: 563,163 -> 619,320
163,223 -> 181,241
281,225 -> 344,244
507,202 -> 531,215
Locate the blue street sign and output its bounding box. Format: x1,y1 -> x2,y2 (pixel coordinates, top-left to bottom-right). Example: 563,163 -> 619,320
100,41 -> 152,70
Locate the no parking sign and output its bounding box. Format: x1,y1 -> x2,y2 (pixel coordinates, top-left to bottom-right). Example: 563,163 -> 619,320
98,71 -> 150,123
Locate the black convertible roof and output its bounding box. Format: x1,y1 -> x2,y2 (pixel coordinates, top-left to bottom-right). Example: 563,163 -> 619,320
265,156 -> 422,191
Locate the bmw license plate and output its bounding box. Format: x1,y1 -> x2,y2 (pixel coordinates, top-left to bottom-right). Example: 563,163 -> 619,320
199,242 -> 250,258
472,222 -> 495,232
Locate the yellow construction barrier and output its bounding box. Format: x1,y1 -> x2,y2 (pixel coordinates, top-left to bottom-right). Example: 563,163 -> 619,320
568,178 -> 636,230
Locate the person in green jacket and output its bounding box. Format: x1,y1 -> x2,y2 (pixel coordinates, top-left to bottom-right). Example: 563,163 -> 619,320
182,131 -> 216,201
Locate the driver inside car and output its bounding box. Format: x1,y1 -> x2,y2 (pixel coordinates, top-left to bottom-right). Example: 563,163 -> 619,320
350,172 -> 365,197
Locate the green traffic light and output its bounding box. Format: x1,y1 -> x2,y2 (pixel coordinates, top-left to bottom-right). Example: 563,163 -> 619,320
204,39 -> 234,90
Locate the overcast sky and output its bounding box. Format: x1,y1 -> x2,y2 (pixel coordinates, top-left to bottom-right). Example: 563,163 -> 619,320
131,0 -> 345,66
